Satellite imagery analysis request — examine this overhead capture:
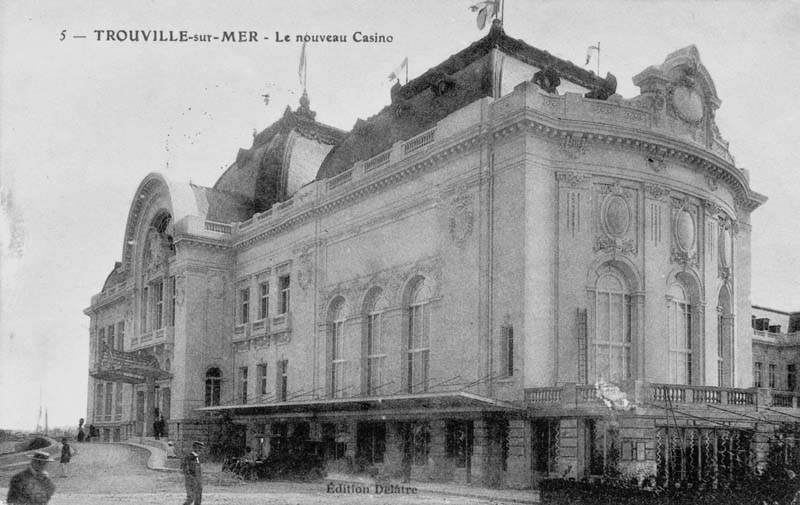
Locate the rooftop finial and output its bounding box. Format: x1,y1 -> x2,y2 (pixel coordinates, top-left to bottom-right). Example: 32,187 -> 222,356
296,89 -> 316,120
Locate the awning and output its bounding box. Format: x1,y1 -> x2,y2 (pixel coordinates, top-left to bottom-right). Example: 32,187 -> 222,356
195,391 -> 522,419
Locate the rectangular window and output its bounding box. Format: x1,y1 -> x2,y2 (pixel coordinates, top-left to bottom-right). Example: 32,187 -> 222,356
107,325 -> 115,350
367,311 -> 386,395
445,420 -> 473,469
356,422 -> 386,464
533,419 -> 559,474
754,362 -> 763,388
769,363 -> 777,389
95,383 -> 104,418
142,286 -> 150,332
407,302 -> 430,393
279,275 -> 290,314
115,383 -> 123,416
271,423 -> 288,454
595,290 -> 632,382
258,364 -> 268,396
239,366 -> 248,404
322,423 -> 346,460
789,364 -> 797,391
501,326 -> 514,377
117,321 -> 125,350
277,359 -> 288,402
587,418 -> 619,476
99,328 -> 106,351
239,287 -> 250,324
169,276 -> 176,326
104,382 -> 113,419
668,300 -> 693,385
153,280 -> 164,329
331,314 -> 347,398
258,282 -> 269,320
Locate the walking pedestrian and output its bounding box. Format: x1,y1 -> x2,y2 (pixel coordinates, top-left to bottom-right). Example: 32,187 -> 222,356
59,438 -> 74,477
6,450 -> 56,504
181,441 -> 204,505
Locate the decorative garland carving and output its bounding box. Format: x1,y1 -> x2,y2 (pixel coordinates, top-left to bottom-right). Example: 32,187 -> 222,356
645,184 -> 670,201
594,236 -> 636,255
561,134 -> 587,159
448,190 -> 474,248
556,171 -> 591,188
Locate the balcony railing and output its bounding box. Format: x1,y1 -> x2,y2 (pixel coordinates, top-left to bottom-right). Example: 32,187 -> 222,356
524,382 -> 773,409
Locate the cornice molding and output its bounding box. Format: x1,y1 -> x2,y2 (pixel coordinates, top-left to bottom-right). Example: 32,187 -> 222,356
176,101 -> 763,253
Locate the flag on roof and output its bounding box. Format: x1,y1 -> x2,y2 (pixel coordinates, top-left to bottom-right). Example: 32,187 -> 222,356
470,0 -> 499,30
586,44 -> 600,66
387,57 -> 409,83
298,42 -> 307,89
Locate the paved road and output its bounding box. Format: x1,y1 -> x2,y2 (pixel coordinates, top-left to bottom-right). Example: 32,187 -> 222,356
0,443 -> 495,505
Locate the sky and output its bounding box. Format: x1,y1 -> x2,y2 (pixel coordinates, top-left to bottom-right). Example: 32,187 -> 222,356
1,0 -> 799,430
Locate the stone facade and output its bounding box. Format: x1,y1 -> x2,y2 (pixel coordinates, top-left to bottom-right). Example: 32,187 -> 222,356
86,22 -> 791,489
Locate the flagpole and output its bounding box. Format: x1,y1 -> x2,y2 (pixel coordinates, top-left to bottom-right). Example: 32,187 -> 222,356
405,60 -> 408,85
500,0 -> 504,22
304,48 -> 308,93
597,41 -> 600,76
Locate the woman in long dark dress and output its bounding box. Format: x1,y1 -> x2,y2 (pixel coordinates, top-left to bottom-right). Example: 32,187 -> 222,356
59,438 -> 73,477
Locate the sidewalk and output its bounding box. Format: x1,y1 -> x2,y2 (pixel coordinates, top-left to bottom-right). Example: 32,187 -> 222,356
124,439 -> 540,503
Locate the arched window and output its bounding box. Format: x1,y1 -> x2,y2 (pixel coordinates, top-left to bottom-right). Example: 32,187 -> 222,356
594,270 -> 631,383
364,290 -> 388,396
668,283 -> 693,385
407,278 -> 432,393
205,367 -> 221,407
329,299 -> 348,398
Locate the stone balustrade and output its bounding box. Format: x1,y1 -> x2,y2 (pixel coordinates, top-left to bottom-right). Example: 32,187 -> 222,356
523,382 -> 787,410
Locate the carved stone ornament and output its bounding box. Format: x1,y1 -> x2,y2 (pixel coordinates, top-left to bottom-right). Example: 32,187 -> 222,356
297,250 -> 314,291
672,85 -> 704,123
594,235 -> 636,255
561,134 -> 587,159
645,154 -> 666,172
599,180 -> 633,199
645,184 -> 670,200
449,194 -> 474,247
674,208 -> 696,252
718,265 -> 731,282
704,200 -> 723,217
671,249 -> 699,268
556,171 -> 590,188
706,176 -> 719,191
144,229 -> 166,271
602,194 -> 631,237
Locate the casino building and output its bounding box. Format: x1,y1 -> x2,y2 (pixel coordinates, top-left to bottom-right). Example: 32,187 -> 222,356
86,21 -> 797,488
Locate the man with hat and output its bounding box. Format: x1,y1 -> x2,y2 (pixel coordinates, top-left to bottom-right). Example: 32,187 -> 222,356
6,450 -> 56,504
180,441 -> 204,505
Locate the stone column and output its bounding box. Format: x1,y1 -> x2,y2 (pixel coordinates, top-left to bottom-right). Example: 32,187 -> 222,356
145,377 -> 156,437
429,419 -> 447,481
506,419 -> 532,488
470,419 -> 488,485
383,422 -> 403,477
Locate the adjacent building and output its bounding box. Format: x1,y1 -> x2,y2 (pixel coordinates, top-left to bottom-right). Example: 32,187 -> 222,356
87,21 -> 797,488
